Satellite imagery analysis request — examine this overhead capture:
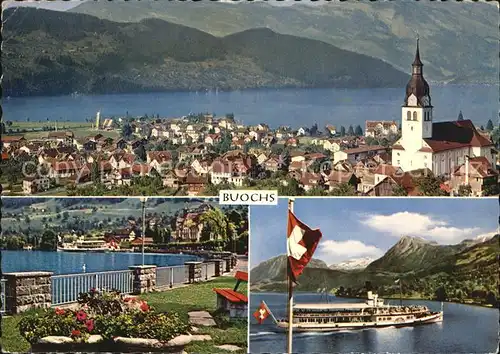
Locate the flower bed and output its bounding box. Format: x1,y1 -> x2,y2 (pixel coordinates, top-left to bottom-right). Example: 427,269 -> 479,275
19,289 -> 192,353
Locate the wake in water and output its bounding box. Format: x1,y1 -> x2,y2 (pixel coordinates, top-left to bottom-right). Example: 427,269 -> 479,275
250,331 -> 278,337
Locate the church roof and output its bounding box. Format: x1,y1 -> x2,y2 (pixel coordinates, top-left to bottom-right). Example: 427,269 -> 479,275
423,120 -> 493,152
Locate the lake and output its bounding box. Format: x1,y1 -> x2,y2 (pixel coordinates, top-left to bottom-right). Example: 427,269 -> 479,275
3,85 -> 498,129
2,250 -> 200,275
249,292 -> 499,354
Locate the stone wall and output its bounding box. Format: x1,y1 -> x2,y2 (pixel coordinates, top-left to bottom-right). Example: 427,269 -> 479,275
3,271 -> 53,315
224,257 -> 231,273
185,262 -> 202,283
129,265 -> 157,294
213,259 -> 223,277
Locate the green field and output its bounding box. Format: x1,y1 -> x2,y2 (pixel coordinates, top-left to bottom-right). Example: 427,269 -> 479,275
0,276 -> 247,353
3,121 -> 120,139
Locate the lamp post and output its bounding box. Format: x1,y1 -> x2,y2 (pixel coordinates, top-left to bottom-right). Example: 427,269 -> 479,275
140,197 -> 148,266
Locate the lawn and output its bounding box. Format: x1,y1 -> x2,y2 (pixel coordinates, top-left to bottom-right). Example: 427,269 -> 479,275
0,276 -> 248,353
141,276 -> 248,354
4,121 -> 120,140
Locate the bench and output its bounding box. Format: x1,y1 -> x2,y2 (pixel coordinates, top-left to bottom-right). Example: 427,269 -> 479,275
213,271 -> 248,318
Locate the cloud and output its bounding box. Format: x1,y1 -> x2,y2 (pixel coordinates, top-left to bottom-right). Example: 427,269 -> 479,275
360,211 -> 483,243
317,240 -> 384,265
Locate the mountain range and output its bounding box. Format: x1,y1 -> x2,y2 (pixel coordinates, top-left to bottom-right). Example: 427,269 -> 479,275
71,0 -> 497,84
250,234 -> 499,294
2,7 -> 408,97
330,257 -> 375,270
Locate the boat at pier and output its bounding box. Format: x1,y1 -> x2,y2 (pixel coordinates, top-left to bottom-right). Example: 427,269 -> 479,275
266,291 -> 443,332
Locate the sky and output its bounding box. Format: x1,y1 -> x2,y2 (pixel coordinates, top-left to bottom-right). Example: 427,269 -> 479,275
250,198 -> 499,268
2,0 -> 83,11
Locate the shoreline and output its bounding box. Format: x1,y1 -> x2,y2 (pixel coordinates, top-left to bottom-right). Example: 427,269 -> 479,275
250,291 -> 498,310
4,82 -> 497,101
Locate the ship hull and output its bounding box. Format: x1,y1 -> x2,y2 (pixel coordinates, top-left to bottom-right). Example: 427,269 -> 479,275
276,312 -> 443,332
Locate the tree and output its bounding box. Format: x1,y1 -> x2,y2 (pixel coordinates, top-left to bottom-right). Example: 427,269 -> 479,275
278,178 -> 304,196
483,182 -> 500,196
457,111 -> 464,121
457,184 -> 472,197
278,149 -> 291,171
485,119 -> 494,131
434,286 -> 447,301
330,183 -> 356,196
354,125 -> 363,136
306,186 -> 327,196
134,145 -> 147,162
347,125 -> 355,136
40,230 -> 57,251
485,291 -> 497,306
214,132 -> 232,155
200,183 -> 234,195
491,127 -> 500,148
91,161 -> 100,183
310,123 -> 318,136
340,126 -> 346,137
6,236 -> 24,250
121,122 -> 133,139
392,184 -> 408,196
200,208 -> 231,243
415,175 -> 448,196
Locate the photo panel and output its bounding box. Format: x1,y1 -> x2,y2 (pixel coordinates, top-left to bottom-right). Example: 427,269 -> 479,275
1,0 -> 498,198
249,197 -> 499,354
0,197 -> 248,353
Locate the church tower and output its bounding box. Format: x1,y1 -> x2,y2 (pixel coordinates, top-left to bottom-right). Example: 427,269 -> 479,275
401,39 -> 433,151
95,111 -> 101,131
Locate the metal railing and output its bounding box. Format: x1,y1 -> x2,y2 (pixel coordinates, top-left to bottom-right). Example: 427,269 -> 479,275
206,262 -> 215,280
51,270 -> 134,306
201,263 -> 208,280
1,278 -> 6,314
156,265 -> 187,288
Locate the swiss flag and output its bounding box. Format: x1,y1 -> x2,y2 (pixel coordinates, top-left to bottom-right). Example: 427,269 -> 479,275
287,210 -> 322,283
253,301 -> 270,324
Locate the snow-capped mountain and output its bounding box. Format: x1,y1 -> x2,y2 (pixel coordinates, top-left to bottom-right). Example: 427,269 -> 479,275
329,257 -> 375,270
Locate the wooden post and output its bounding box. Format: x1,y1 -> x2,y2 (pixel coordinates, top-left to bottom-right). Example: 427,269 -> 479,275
287,198 -> 295,354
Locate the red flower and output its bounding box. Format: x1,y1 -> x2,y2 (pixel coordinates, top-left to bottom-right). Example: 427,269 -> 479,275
85,319 -> 94,332
123,297 -> 132,302
140,301 -> 150,312
55,308 -> 65,316
71,329 -> 81,337
76,310 -> 87,322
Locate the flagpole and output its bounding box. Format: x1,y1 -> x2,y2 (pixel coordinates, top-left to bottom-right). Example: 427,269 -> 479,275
399,279 -> 403,306
287,198 -> 295,354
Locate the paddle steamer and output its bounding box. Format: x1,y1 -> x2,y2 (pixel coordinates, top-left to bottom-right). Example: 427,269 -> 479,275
267,291 -> 443,332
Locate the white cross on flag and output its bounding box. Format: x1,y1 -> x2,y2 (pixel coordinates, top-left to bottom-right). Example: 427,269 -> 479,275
287,210 -> 322,283
253,301 -> 270,324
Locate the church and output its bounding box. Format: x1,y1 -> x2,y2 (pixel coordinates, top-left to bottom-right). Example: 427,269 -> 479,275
391,40 -> 496,177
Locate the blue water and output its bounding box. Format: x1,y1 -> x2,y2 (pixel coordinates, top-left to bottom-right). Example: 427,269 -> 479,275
3,85 -> 497,129
2,250 -> 200,275
250,292 -> 499,354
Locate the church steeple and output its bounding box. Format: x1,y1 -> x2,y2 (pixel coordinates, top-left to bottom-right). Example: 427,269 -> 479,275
404,37 -> 431,107
412,37 -> 423,68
